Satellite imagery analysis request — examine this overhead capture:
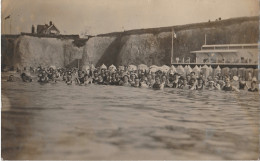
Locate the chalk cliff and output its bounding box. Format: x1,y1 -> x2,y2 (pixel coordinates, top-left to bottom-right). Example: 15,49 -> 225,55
2,35 -> 84,69
83,16 -> 258,67
1,16 -> 258,69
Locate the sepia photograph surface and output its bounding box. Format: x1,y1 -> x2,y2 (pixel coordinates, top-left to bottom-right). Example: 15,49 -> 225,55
1,0 -> 260,160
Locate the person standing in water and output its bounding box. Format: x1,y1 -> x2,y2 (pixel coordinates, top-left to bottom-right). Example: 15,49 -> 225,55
152,75 -> 164,90
189,78 -> 197,90
119,75 -> 131,87
222,77 -> 239,92
206,81 -> 221,90
248,81 -> 258,92
238,77 -> 248,90
7,75 -> 15,82
146,74 -> 155,87
132,77 -> 141,87
179,78 -> 190,90
172,73 -> 179,88
196,78 -> 204,90
66,71 -> 73,85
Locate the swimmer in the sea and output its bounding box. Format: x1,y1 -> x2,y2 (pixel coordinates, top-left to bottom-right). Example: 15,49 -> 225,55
7,75 -> 15,82
132,77 -> 141,87
66,72 -> 73,85
152,75 -> 163,90
21,73 -> 32,82
119,75 -> 131,87
196,78 -> 204,90
222,77 -> 239,92
206,81 -> 220,90
179,78 -> 190,90
248,81 -> 258,92
189,78 -> 197,90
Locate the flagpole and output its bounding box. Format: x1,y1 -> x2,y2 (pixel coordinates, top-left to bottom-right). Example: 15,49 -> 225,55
204,34 -> 207,45
171,28 -> 173,64
10,17 -> 11,34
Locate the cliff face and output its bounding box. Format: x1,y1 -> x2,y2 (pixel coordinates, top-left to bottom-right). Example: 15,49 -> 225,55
2,35 -> 84,69
82,36 -> 116,66
83,16 -> 258,66
2,16 -> 258,69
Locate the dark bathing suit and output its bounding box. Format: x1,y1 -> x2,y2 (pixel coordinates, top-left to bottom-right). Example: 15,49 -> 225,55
196,85 -> 204,90
172,82 -> 178,88
239,82 -> 246,89
248,88 -> 258,92
97,81 -> 104,85
152,83 -> 161,90
222,86 -> 233,91
78,77 -> 85,84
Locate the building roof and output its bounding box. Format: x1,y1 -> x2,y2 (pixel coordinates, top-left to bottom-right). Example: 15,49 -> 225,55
37,23 -> 60,34
190,49 -> 237,53
37,24 -> 49,33
46,24 -> 60,33
202,43 -> 258,48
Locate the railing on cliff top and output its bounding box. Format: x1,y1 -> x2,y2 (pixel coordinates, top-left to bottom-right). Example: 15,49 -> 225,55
171,62 -> 258,69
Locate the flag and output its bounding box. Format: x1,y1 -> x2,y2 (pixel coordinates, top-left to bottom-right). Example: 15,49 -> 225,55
172,28 -> 177,38
5,15 -> 10,20
173,31 -> 177,38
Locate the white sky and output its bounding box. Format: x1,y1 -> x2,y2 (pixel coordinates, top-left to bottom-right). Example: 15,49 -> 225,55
1,0 -> 259,35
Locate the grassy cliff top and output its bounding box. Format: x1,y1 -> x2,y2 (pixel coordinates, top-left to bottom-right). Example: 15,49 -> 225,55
97,16 -> 259,37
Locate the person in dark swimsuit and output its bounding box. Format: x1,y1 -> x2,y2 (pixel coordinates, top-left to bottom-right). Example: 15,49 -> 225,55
172,73 -> 179,88
152,75 -> 163,90
131,78 -> 141,87
110,73 -> 120,85
186,74 -> 191,85
21,73 -> 32,82
76,71 -> 85,85
189,78 -> 197,90
222,77 -> 239,92
238,77 -> 248,90
248,81 -> 258,92
92,71 -> 99,84
96,75 -> 104,85
103,75 -> 111,85
179,78 -> 190,89
196,78 -> 204,90
119,75 -> 131,87
66,72 -> 73,85
38,70 -> 49,83
7,75 -> 15,82
161,75 -> 170,87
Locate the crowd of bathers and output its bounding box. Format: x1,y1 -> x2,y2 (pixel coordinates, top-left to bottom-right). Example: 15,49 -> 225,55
6,65 -> 259,92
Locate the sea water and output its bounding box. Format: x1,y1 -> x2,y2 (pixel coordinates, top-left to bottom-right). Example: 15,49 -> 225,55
1,81 -> 259,159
